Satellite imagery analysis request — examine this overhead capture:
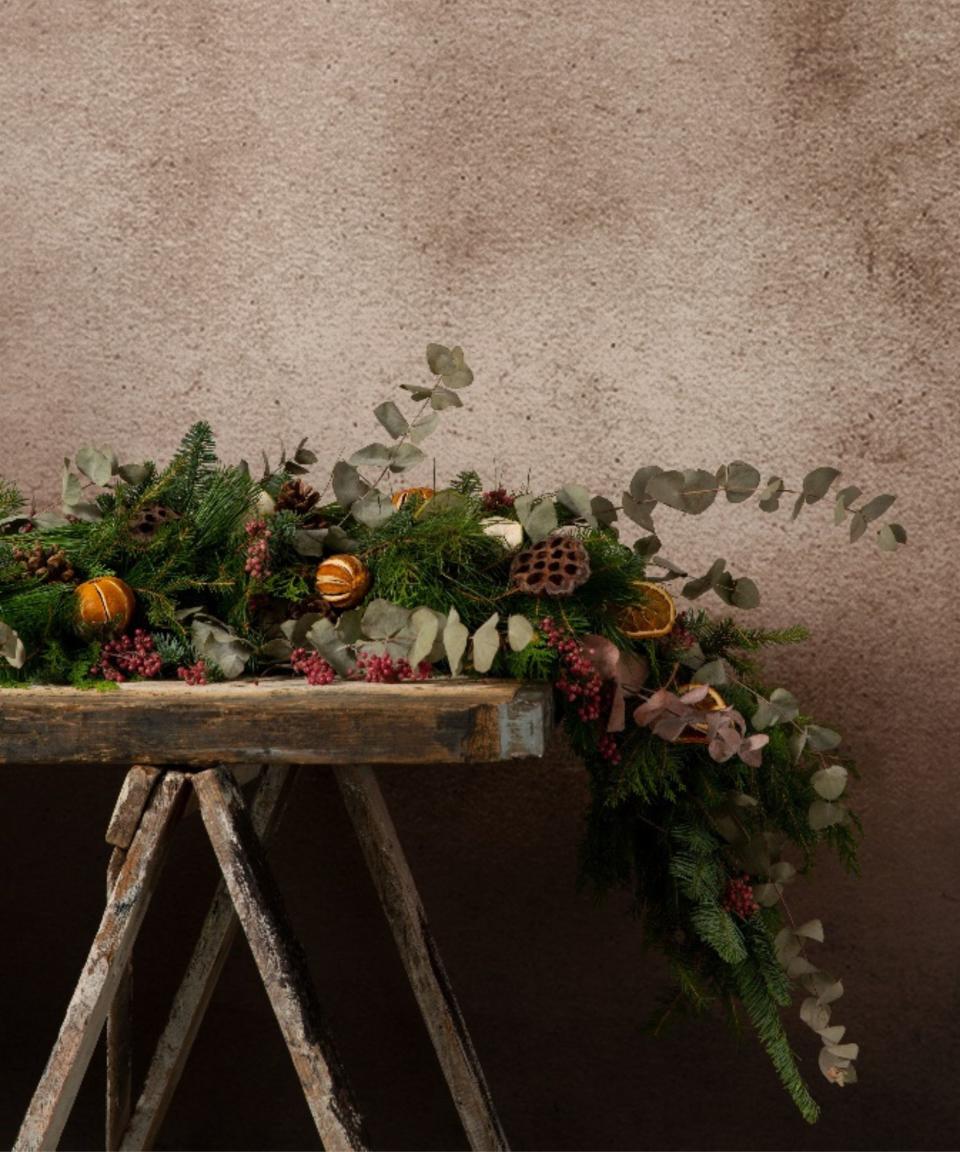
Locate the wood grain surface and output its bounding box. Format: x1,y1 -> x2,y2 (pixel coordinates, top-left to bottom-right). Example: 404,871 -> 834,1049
0,680 -> 553,767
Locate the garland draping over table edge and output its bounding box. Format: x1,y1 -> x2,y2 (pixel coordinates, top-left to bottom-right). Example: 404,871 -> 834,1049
0,344 -> 908,1121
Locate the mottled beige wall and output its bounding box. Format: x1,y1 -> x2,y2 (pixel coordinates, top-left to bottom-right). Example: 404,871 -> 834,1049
1,1 -> 958,1148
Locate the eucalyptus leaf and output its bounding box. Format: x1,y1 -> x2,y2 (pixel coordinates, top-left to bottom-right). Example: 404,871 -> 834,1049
258,637 -> 294,661
426,343 -> 454,375
409,411 -> 439,444
69,502 -> 104,522
722,460 -> 760,503
525,499 -> 558,543
751,698 -> 779,731
692,658 -> 727,686
800,998 -> 832,1033
400,384 -> 434,401
621,491 -> 656,532
292,528 -> 329,557
281,613 -> 329,646
430,385 -> 463,410
849,511 -> 868,542
325,525 -> 359,553
647,469 -> 718,515
758,476 -> 784,512
389,442 -> 427,473
791,491 -> 806,521
62,467 -> 82,506
361,598 -> 411,639
769,687 -> 800,722
350,489 -> 395,528
331,461 -> 370,509
634,534 -> 662,560
770,861 -> 797,884
802,466 -> 841,504
471,612 -> 501,673
0,620 -> 26,668
118,462 -> 151,486
349,443 -> 394,468
877,524 -> 898,551
507,614 -> 535,652
629,465 -> 663,501
374,400 -> 409,440
408,607 -> 441,668
834,485 -> 861,525
443,607 -> 469,676
788,729 -> 807,762
76,445 -> 116,487
860,492 -> 896,522
811,764 -> 848,801
556,483 -> 595,524
754,883 -> 781,908
806,724 -> 841,751
731,577 -> 761,609
590,495 -> 618,527
305,617 -> 354,675
809,799 -> 847,830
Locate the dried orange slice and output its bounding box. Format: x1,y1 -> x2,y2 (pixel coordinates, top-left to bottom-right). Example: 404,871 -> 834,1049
676,683 -> 727,744
619,581 -> 677,639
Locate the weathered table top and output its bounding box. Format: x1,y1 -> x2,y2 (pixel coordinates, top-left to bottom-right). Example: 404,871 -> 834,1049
0,679 -> 554,766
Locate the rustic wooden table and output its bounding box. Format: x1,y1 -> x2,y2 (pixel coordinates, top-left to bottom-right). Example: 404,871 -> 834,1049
1,680 -> 553,1152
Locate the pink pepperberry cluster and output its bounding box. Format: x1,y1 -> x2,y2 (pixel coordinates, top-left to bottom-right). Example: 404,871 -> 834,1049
177,659 -> 208,686
243,518 -> 272,581
597,732 -> 622,765
90,629 -> 163,682
351,653 -> 433,683
540,617 -> 604,722
722,874 -> 759,920
481,487 -> 516,512
290,647 -> 336,685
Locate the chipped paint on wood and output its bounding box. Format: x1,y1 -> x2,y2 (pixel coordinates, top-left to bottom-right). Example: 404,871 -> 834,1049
120,765 -> 295,1151
336,764 -> 509,1151
193,768 -> 366,1151
105,765 -> 161,849
15,772 -> 188,1152
106,847 -> 133,1152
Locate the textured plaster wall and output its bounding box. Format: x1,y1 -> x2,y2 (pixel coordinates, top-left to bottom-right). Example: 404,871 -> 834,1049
1,1 -> 958,1149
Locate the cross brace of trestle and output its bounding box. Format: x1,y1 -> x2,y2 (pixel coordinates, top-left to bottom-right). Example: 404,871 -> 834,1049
14,764 -> 508,1152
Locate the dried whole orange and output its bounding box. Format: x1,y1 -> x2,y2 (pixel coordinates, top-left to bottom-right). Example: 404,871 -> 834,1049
315,553 -> 371,609
619,581 -> 677,639
75,576 -> 136,635
676,683 -> 727,744
391,487 -> 435,509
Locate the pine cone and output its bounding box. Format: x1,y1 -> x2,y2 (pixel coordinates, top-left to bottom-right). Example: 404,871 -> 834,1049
12,543 -> 75,583
509,535 -> 591,596
129,504 -> 180,542
276,479 -> 321,517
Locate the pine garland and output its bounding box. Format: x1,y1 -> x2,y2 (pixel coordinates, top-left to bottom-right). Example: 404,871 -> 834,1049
0,342 -> 895,1117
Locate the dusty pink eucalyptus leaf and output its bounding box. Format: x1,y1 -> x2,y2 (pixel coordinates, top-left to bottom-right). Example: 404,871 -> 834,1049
738,733 -> 770,768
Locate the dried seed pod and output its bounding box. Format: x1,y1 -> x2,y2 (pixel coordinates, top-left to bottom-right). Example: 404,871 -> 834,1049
509,535 -> 591,596
276,478 -> 321,517
315,553 -> 371,609
129,503 -> 180,541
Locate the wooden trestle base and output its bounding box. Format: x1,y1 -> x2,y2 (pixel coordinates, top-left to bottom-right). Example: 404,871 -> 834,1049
7,680 -> 553,1150
13,763 -> 509,1152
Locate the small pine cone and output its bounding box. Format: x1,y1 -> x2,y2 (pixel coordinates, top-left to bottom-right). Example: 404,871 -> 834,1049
13,543 -> 76,583
276,479 -> 321,517
509,535 -> 591,596
129,503 -> 180,542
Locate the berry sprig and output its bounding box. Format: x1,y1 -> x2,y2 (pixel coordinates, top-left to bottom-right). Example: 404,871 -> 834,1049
481,487 -> 516,512
177,659 -> 208,686
243,518 -> 272,581
90,629 -> 163,682
722,874 -> 760,920
290,647 -> 336,685
540,617 -> 604,723
351,652 -> 433,683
